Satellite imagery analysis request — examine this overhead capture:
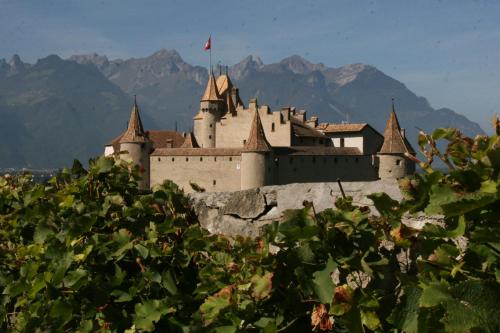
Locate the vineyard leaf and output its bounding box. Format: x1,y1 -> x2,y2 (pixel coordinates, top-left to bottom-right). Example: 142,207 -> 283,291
215,326 -> 237,333
419,281 -> 452,307
421,215 -> 466,239
50,299 -> 73,324
312,257 -> 337,304
361,310 -> 380,331
252,272 -> 273,300
200,295 -> 231,326
162,269 -> 179,295
442,281 -> 500,333
388,286 -> 422,333
134,300 -> 173,331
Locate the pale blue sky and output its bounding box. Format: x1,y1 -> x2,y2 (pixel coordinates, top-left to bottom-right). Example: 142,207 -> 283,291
1,0 -> 499,130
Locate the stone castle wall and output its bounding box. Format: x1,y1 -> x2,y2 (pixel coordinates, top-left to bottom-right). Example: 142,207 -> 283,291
150,154 -> 242,192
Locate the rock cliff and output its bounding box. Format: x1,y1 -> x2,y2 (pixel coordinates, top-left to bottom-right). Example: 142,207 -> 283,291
188,180 -> 442,238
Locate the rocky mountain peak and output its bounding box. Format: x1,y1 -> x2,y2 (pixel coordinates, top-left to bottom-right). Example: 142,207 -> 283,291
230,55 -> 264,80
331,63 -> 376,86
279,55 -> 326,74
69,53 -> 110,69
151,48 -> 183,62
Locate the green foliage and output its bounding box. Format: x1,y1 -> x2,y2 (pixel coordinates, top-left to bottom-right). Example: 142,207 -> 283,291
0,120 -> 499,332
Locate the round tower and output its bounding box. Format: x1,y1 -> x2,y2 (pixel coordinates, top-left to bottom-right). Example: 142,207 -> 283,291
118,99 -> 152,190
378,100 -> 416,179
241,109 -> 273,190
194,73 -> 224,148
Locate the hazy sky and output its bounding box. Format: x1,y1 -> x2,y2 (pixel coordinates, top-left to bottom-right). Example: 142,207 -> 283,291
1,0 -> 499,130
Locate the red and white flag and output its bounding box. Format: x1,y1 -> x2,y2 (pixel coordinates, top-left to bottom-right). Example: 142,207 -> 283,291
204,36 -> 211,51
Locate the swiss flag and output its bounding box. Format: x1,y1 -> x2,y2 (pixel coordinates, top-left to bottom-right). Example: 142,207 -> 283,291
204,36 -> 211,51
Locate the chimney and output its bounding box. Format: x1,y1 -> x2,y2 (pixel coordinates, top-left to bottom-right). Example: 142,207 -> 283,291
400,128 -> 406,138
231,87 -> 238,106
249,98 -> 258,110
306,116 -> 318,128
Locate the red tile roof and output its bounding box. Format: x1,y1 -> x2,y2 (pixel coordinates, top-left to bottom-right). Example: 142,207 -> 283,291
244,110 -> 271,152
379,111 -> 415,154
316,123 -> 367,133
152,148 -> 242,156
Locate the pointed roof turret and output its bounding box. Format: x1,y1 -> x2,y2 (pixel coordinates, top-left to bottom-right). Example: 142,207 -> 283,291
244,110 -> 271,152
201,72 -> 223,102
180,132 -> 200,148
379,99 -> 414,154
216,72 -> 233,96
119,97 -> 149,143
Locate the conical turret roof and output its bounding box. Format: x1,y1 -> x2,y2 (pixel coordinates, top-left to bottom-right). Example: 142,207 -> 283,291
119,99 -> 149,143
216,73 -> 233,96
379,101 -> 414,154
201,73 -> 223,102
180,132 -> 200,148
244,110 -> 271,152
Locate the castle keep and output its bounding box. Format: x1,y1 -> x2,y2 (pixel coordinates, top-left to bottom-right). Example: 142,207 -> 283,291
105,72 -> 415,191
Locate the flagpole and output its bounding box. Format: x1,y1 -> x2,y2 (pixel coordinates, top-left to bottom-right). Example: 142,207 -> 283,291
209,34 -> 212,73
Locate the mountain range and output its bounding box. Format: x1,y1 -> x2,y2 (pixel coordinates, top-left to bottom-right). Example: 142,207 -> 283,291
0,49 -> 484,168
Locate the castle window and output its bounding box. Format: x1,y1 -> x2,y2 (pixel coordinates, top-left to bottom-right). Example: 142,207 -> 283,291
210,124 -> 212,128
340,138 -> 345,147
140,143 -> 145,148
213,180 -> 216,186
334,158 -> 338,163
214,157 -> 217,162
396,159 -> 401,166
271,122 -> 275,132
243,139 -> 246,144
356,157 -> 359,163
186,157 -> 189,162
172,157 -> 175,162
158,157 -> 161,162
319,139 -> 323,144
209,135 -> 212,139
229,157 -> 233,161
312,157 -> 316,163
200,157 -> 203,161
300,138 -> 304,144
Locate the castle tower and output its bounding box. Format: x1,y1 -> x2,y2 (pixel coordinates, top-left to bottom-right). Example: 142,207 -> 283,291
378,100 -> 416,179
241,110 -> 273,190
194,73 -> 224,148
118,99 -> 152,190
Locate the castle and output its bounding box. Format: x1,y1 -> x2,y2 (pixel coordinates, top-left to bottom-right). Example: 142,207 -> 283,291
104,72 -> 415,191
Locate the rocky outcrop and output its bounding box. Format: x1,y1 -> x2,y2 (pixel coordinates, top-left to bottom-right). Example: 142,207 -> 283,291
189,180 -> 445,238
190,180 -> 406,237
